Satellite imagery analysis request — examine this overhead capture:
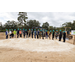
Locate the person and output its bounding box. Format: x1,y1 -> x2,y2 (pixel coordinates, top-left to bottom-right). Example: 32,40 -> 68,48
25,29 -> 28,38
17,28 -> 19,38
27,29 -> 28,38
59,30 -> 62,41
52,30 -> 55,40
19,29 -> 22,37
28,29 -> 31,37
23,28 -> 25,38
44,29 -> 46,37
37,29 -> 39,39
63,31 -> 66,42
9,29 -> 12,38
45,30 -> 48,39
55,30 -> 58,39
34,29 -> 36,38
11,29 -> 14,38
39,30 -> 42,39
31,29 -> 33,38
49,30 -> 51,39
42,29 -> 44,39
47,30 -> 49,39
14,29 -> 17,38
5,29 -> 8,39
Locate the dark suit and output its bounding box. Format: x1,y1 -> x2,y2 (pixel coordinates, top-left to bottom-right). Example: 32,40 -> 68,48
17,30 -> 19,38
59,31 -> 62,41
52,32 -> 55,40
63,32 -> 66,42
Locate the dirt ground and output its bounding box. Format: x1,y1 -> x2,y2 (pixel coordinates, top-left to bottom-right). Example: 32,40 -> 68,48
0,32 -> 75,62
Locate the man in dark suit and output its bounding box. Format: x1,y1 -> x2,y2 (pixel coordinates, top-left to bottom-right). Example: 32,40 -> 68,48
31,29 -> 33,38
59,30 -> 62,41
52,30 -> 55,40
17,28 -> 19,38
63,31 -> 66,42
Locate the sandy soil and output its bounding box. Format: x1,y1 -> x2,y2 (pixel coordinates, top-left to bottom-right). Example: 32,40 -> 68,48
0,47 -> 75,62
0,32 -> 75,62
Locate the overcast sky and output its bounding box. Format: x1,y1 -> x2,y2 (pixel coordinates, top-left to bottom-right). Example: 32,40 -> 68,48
0,12 -> 75,27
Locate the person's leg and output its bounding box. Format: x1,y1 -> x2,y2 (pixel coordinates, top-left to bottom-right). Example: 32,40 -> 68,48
49,35 -> 50,39
52,35 -> 53,40
7,35 -> 8,39
29,34 -> 30,37
24,34 -> 25,38
32,34 -> 33,38
26,34 -> 27,38
59,37 -> 60,41
21,34 -> 22,38
12,34 -> 13,38
18,34 -> 20,38
63,37 -> 65,42
17,34 -> 18,38
13,34 -> 14,38
63,37 -> 64,42
6,35 -> 7,39
39,35 -> 40,39
23,33 -> 24,38
56,36 -> 57,39
37,35 -> 38,39
14,35 -> 15,38
46,35 -> 47,39
42,35 -> 44,39
40,35 -> 41,39
10,34 -> 11,38
47,35 -> 48,39
35,35 -> 36,38
50,35 -> 51,39
21,34 -> 22,37
59,36 -> 60,41
60,36 -> 61,41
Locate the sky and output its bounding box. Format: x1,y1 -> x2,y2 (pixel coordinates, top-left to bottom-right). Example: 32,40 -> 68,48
0,12 -> 75,27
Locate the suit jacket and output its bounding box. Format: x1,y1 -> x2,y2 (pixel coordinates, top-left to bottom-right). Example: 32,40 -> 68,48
63,32 -> 66,38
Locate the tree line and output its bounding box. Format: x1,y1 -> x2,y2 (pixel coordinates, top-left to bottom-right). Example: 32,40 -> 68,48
0,12 -> 75,32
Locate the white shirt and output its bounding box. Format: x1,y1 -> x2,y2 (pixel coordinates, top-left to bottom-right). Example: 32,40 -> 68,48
9,31 -> 12,34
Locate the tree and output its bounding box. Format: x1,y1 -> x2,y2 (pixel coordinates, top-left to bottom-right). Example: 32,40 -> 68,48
42,22 -> 49,30
62,21 -> 75,30
4,20 -> 18,29
27,20 -> 40,29
48,26 -> 54,30
17,12 -> 28,26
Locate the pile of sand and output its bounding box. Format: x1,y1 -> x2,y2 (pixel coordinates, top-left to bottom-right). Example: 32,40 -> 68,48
0,38 -> 74,52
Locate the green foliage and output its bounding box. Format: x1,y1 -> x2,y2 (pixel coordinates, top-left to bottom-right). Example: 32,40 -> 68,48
27,20 -> 40,29
62,21 -> 75,30
17,12 -> 28,26
42,22 -> 49,30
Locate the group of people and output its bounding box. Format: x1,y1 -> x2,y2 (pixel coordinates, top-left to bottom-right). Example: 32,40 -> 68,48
5,28 -> 66,42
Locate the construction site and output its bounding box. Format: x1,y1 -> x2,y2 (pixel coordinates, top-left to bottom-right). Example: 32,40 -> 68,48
0,31 -> 75,62
0,12 -> 75,62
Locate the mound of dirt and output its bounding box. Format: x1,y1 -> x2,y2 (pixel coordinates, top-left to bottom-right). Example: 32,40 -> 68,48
0,38 -> 74,52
